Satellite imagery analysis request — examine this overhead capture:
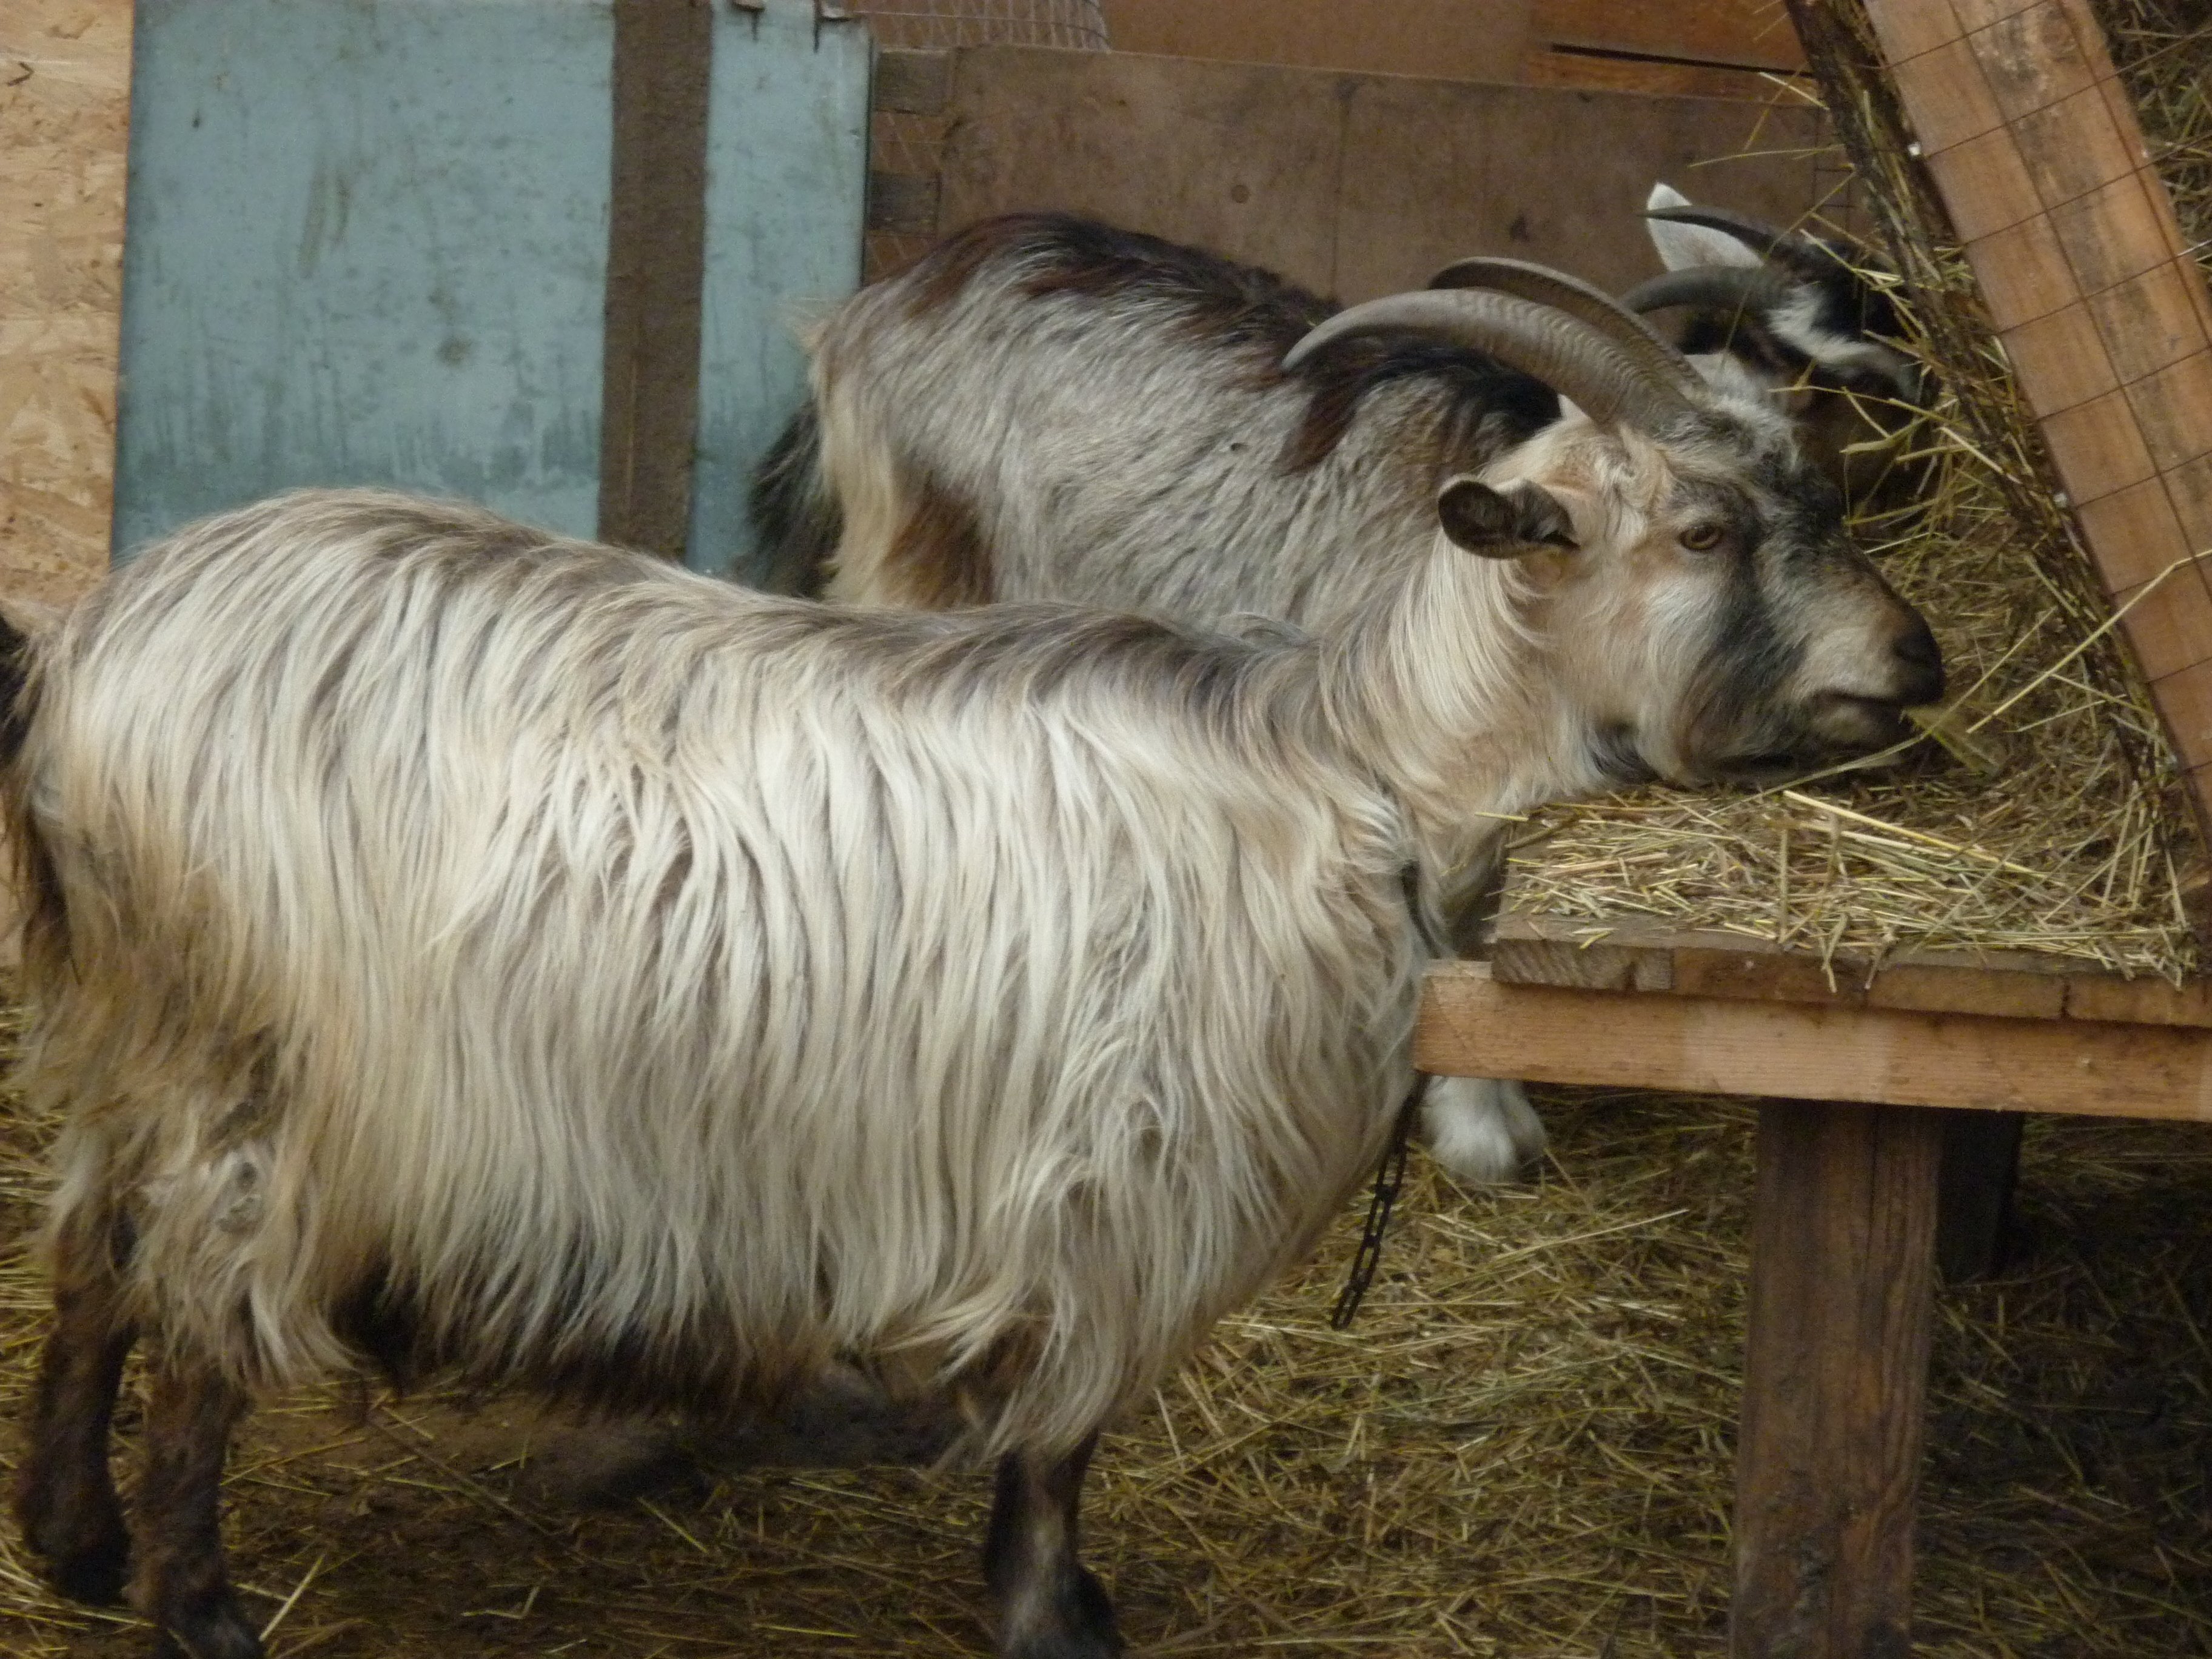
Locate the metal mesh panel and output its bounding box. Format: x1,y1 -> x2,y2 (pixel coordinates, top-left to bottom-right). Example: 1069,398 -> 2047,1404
851,0 -> 1108,277
846,0 -> 1107,49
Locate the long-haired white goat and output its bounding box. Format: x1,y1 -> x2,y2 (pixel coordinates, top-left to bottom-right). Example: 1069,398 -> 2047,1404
14,272 -> 1936,1658
752,218 -> 1944,1183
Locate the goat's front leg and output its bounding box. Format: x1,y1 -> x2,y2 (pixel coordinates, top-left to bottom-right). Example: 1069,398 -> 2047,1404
984,1436 -> 1121,1658
16,1225 -> 138,1604
133,1353 -> 260,1659
1421,1074 -> 1547,1183
1422,851 -> 1546,1184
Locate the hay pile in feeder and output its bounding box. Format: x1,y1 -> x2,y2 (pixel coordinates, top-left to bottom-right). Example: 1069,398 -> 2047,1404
1509,0 -> 2212,982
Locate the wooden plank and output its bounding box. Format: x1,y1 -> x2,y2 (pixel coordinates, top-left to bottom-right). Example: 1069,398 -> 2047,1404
1096,0 -> 1537,84
1533,0 -> 1806,73
1868,0 -> 2212,846
873,47 -> 950,116
1416,962 -> 2212,1120
937,47 -> 1828,306
600,0 -> 714,560
0,0 -> 130,609
1731,1099 -> 1939,1658
113,0 -> 615,549
1493,907 -> 2212,1025
1517,46 -> 1793,103
686,0 -> 869,580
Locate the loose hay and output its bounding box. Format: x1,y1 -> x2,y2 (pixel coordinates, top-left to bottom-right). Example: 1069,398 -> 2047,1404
1511,0 -> 2212,982
4,977 -> 2212,1657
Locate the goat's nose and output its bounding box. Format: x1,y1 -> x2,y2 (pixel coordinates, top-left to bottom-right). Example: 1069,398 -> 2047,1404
1891,615 -> 1945,706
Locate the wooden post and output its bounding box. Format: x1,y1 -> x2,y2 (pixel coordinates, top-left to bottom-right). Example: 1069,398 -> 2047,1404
600,0 -> 714,558
1732,1100 -> 1942,1659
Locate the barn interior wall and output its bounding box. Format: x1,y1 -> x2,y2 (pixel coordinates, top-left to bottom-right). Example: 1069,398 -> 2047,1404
1,0 -> 129,613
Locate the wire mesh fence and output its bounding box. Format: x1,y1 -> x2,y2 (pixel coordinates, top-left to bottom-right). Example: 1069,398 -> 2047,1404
845,0 -> 1108,50
848,0 -> 1110,277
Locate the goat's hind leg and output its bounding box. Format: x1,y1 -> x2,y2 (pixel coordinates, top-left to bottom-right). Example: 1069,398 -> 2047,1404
15,1216 -> 138,1604
133,1352 -> 259,1659
985,1436 -> 1122,1658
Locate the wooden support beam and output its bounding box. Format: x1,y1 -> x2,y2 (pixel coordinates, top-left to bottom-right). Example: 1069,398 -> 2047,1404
1732,1100 -> 1941,1658
1418,962 -> 2212,1121
600,0 -> 714,559
1492,907 -> 2212,1028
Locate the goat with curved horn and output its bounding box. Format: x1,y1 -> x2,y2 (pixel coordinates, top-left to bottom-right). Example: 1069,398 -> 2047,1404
1644,203 -> 1854,286
1424,255 -> 1711,403
1283,285 -> 1706,437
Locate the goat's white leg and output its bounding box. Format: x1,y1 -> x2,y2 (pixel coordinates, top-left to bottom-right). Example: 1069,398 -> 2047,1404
1421,1074 -> 1546,1184
984,1435 -> 1121,1658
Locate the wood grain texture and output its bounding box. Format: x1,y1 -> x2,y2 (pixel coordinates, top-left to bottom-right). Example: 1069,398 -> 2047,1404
1533,0 -> 1805,72
937,47 -> 1829,306
1418,962 -> 2212,1119
1731,1099 -> 1940,1659
0,0 -> 130,609
1868,0 -> 2212,837
1493,908 -> 2212,1025
600,0 -> 714,560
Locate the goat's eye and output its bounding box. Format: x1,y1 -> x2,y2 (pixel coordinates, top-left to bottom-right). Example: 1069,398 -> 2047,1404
1679,523 -> 1726,552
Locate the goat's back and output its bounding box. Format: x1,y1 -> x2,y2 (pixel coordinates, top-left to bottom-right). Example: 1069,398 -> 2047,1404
807,213 -> 1559,630
12,489 -> 1419,1454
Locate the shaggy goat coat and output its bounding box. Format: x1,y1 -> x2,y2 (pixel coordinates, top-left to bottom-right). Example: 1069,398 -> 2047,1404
11,491 -> 1429,1459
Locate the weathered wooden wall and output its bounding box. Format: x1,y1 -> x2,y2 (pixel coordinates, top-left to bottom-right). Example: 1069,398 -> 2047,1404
931,47 -> 1832,305
1,0 -> 129,611
1102,0 -> 1808,101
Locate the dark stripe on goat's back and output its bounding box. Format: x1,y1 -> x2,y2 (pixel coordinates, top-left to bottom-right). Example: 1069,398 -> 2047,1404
903,213 -> 1331,358
1282,337 -> 1561,475
882,470 -> 993,609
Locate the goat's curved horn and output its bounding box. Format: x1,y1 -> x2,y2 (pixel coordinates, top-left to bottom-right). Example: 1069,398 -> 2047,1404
1622,265 -> 1795,319
1426,256 -> 1708,405
1284,289 -> 1705,435
1644,204 -> 1850,287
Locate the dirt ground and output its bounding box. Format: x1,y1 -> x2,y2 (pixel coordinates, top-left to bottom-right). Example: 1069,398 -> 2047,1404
2,1050 -> 2212,1657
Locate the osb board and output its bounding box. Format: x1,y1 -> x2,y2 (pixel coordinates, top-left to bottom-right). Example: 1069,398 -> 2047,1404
1868,0 -> 2212,841
936,45 -> 1830,304
1,0 -> 129,611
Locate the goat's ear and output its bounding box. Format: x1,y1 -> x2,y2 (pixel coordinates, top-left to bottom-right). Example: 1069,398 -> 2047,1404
1437,478 -> 1578,559
1644,184 -> 1765,273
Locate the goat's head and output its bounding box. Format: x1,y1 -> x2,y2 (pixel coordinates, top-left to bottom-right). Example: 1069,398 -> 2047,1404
1289,260 -> 1944,791
1621,185 -> 1934,526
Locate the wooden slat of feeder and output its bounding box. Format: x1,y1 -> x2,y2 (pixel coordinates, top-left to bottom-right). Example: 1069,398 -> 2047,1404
1419,962 -> 2212,1120
1866,0 -> 2212,846
1490,908 -> 2212,1025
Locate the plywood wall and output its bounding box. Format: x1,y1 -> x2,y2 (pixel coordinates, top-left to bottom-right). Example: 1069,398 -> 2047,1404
1,0 -> 130,610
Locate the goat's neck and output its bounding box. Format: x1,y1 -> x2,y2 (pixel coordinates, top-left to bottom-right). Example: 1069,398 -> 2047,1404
1319,542 -> 1607,880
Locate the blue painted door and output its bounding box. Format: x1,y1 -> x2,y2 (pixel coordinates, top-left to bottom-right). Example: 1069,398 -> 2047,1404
114,0 -> 869,580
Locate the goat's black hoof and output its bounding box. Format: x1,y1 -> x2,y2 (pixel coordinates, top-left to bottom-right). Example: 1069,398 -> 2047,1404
1000,1565 -> 1124,1658
45,1537 -> 131,1606
150,1587 -> 263,1659
17,1493 -> 132,1606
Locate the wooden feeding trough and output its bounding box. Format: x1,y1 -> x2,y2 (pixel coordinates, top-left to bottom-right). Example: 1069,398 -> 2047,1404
1424,1 -> 2212,1651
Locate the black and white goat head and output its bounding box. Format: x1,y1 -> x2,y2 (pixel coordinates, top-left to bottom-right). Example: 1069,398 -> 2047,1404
1626,184 -> 1934,525
1319,259 -> 1945,788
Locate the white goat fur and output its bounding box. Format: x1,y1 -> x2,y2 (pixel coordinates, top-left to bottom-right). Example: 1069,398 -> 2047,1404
15,487 -> 1580,1460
